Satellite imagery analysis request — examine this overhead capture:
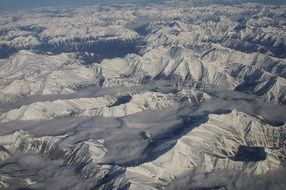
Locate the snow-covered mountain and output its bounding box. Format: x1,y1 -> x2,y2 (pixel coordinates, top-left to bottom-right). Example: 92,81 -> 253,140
0,1 -> 285,189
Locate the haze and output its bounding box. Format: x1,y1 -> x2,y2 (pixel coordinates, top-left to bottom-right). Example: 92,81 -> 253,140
0,0 -> 157,10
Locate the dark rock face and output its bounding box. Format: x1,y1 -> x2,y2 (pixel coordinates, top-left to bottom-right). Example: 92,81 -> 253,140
108,95 -> 132,107
230,146 -> 267,162
134,24 -> 150,36
0,38 -> 145,62
0,44 -> 17,59
35,38 -> 144,59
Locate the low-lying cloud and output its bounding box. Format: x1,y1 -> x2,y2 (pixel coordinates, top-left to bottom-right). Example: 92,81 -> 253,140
167,168 -> 286,190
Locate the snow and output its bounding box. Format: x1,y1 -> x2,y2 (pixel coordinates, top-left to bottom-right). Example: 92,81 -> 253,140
0,1 -> 286,189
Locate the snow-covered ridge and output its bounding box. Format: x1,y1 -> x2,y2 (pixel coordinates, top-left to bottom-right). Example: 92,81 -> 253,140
0,1 -> 285,189
0,92 -> 176,122
0,50 -> 104,104
127,110 -> 286,189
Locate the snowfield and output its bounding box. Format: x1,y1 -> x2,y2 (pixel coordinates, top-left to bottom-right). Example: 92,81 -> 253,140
0,0 -> 286,189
